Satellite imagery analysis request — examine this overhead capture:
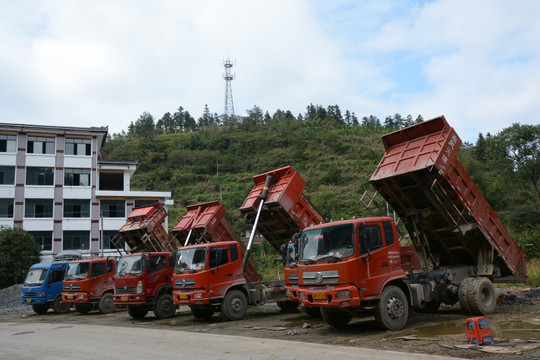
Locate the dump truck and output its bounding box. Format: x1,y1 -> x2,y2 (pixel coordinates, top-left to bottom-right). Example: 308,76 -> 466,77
294,116 -> 527,330
22,251 -> 81,314
112,203 -> 178,319
62,257 -> 116,314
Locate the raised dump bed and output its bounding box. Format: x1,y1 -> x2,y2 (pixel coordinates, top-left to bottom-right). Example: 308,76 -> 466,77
170,201 -> 261,283
370,116 -> 526,282
116,203 -> 176,253
239,166 -> 325,251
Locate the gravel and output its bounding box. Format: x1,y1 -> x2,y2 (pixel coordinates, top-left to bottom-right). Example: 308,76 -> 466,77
0,284 -> 28,313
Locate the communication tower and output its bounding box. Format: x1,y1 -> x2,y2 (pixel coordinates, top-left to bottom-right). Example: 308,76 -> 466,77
223,58 -> 235,116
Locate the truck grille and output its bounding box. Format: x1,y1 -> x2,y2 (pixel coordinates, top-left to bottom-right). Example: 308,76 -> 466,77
23,292 -> 36,298
288,274 -> 298,284
63,284 -> 80,291
303,270 -> 339,284
175,278 -> 195,288
115,286 -> 138,294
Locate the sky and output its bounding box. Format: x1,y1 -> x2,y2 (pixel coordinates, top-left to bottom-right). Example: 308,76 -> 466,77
0,0 -> 539,143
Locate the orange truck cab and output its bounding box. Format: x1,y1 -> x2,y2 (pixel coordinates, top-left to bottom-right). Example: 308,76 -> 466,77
113,251 -> 177,319
62,257 -> 116,314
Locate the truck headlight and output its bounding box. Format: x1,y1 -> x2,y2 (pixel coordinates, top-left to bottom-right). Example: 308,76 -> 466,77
193,293 -> 202,299
78,294 -> 85,299
136,280 -> 143,294
36,292 -> 45,297
298,292 -> 305,300
336,290 -> 350,299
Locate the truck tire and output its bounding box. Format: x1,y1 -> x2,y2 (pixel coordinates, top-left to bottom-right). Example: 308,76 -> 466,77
221,290 -> 248,321
128,305 -> 149,319
277,300 -> 299,312
190,306 -> 215,321
458,277 -> 474,314
75,303 -> 92,314
303,307 -> 322,318
320,308 -> 352,328
52,296 -> 70,314
467,277 -> 496,315
98,293 -> 115,314
32,304 -> 50,314
374,285 -> 409,331
153,294 -> 176,319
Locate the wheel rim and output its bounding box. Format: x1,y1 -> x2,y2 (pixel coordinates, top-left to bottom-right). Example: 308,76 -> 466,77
231,297 -> 243,313
385,295 -> 404,320
480,286 -> 494,308
160,300 -> 173,313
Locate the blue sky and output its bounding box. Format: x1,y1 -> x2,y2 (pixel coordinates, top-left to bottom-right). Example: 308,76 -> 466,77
0,0 -> 539,142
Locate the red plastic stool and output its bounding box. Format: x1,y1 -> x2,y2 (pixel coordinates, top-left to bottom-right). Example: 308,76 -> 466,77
465,317 -> 494,345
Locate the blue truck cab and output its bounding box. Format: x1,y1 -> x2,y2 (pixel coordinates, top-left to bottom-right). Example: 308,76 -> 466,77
22,261 -> 71,314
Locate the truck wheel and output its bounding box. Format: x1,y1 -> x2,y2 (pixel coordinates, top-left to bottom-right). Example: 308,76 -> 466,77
277,300 -> 299,312
467,277 -> 496,315
52,296 -> 70,314
221,290 -> 248,321
128,305 -> 149,319
190,306 -> 215,321
153,294 -> 176,319
374,285 -> 409,331
458,277 -> 474,314
98,293 -> 115,314
75,303 -> 92,314
32,304 -> 49,314
303,307 -> 322,318
320,308 -> 352,328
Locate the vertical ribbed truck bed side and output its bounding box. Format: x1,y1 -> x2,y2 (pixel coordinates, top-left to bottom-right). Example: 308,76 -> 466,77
118,203 -> 176,253
369,116 -> 526,282
238,166 -> 326,252
170,201 -> 261,283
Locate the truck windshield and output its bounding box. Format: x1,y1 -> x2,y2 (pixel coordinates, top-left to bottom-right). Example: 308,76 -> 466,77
66,262 -> 90,280
175,248 -> 206,273
23,268 -> 48,286
116,255 -> 144,276
300,224 -> 355,261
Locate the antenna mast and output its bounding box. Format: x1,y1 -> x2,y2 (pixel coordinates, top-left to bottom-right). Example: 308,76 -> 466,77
223,58 -> 235,116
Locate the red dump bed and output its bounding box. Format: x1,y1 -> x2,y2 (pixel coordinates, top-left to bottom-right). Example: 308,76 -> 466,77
239,166 -> 325,251
370,116 -> 526,282
118,203 -> 175,253
171,201 -> 261,283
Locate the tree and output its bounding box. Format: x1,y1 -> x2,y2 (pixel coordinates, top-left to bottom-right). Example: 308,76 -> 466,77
0,227 -> 41,289
134,112 -> 156,138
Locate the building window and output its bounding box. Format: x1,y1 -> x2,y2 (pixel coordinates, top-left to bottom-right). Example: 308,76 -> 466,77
63,231 -> 90,250
100,200 -> 125,217
25,199 -> 53,218
99,172 -> 124,191
26,167 -> 54,185
103,231 -> 124,249
29,231 -> 52,251
27,136 -> 55,154
65,138 -> 91,156
64,199 -> 90,218
64,168 -> 90,186
134,199 -> 158,208
0,198 -> 14,218
0,166 -> 15,185
0,134 -> 16,153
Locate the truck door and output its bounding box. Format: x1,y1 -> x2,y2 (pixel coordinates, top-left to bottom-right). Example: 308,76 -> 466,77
358,222 -> 390,297
91,261 -> 108,297
208,245 -> 235,298
146,254 -> 167,296
48,267 -> 66,301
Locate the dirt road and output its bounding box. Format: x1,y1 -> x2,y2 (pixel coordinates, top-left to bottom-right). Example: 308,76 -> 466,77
2,291 -> 540,360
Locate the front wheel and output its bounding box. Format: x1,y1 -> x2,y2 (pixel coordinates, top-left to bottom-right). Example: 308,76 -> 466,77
32,304 -> 49,315
320,308 -> 352,328
52,296 -> 70,314
374,285 -> 409,331
153,294 -> 176,319
98,293 -> 115,314
221,290 -> 248,321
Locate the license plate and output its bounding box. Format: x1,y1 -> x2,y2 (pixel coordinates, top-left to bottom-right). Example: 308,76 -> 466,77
312,292 -> 326,300
25,299 -> 32,303
179,294 -> 188,300
120,296 -> 128,301
66,295 -> 74,300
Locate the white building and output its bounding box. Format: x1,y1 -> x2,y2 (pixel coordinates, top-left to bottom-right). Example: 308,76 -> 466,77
0,123 -> 172,261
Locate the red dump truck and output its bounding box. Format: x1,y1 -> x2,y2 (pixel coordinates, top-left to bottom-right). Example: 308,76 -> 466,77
112,203 -> 178,319
62,257 -> 116,314
294,116 -> 527,330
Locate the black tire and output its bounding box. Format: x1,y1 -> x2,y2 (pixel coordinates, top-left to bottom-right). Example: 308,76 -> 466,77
277,300 -> 299,312
52,296 -> 70,314
32,304 -> 49,315
221,290 -> 248,321
416,300 -> 441,313
320,308 -> 352,328
303,307 -> 322,318
128,305 -> 149,319
190,306 -> 215,321
374,285 -> 409,331
153,294 -> 176,319
98,293 -> 115,314
75,303 -> 92,314
467,277 -> 496,315
458,277 -> 474,314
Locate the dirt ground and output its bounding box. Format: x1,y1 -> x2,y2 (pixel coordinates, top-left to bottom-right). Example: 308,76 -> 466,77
3,289 -> 540,360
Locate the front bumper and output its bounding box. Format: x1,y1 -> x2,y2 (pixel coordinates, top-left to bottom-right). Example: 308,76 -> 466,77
297,284 -> 361,309
113,294 -> 148,305
63,292 -> 90,304
22,297 -> 47,305
173,289 -> 210,305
